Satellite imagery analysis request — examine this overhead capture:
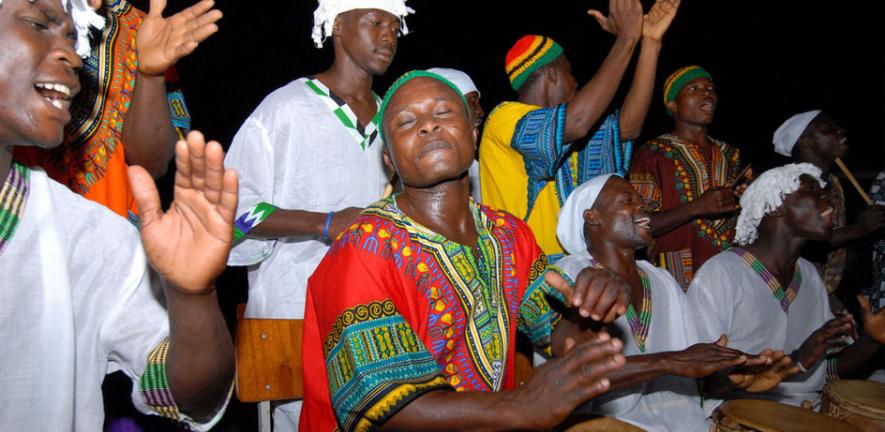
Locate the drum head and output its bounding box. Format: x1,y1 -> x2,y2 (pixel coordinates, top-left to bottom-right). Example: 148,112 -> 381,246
827,380 -> 885,419
717,399 -> 862,432
560,415 -> 645,431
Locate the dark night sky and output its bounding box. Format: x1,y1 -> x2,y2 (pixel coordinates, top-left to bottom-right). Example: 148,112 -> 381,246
148,0 -> 884,176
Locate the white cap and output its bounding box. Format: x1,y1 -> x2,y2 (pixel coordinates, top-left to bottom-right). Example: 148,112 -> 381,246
426,67 -> 480,97
556,174 -> 617,256
773,110 -> 821,157
312,0 -> 414,48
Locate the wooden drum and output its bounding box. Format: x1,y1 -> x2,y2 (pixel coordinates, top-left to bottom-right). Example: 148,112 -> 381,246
712,399 -> 861,432
560,415 -> 645,431
822,380 -> 885,431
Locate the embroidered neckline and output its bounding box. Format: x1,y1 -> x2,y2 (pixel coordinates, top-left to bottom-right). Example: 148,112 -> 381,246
305,78 -> 381,151
585,255 -> 652,353
731,247 -> 802,313
0,162 -> 31,256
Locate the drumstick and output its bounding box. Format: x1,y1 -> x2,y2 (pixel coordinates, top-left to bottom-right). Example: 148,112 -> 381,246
834,158 -> 874,206
728,163 -> 752,188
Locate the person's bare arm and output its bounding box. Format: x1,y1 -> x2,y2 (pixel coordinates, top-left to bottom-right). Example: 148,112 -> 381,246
128,131 -> 235,420
564,0 -> 643,143
247,207 -> 363,241
617,0 -> 680,140
828,205 -> 885,249
123,0 -> 222,178
382,334 -> 624,431
649,187 -> 736,237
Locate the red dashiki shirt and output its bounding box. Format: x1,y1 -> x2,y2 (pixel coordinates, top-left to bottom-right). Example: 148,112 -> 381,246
629,134 -> 741,290
299,196 -> 565,431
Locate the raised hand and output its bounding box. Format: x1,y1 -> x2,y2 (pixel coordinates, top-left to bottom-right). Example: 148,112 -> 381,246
509,333 -> 625,430
665,335 -> 754,378
136,0 -> 223,76
545,267 -> 630,323
129,131 -> 238,293
588,0 -> 643,41
793,315 -> 854,370
858,294 -> 885,344
728,349 -> 799,392
642,0 -> 680,41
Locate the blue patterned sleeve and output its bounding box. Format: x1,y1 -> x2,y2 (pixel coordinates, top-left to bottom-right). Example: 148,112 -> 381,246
164,67 -> 191,137
510,104 -> 569,181
518,255 -> 568,356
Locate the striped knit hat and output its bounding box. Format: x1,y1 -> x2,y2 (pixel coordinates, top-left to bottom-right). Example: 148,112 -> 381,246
663,65 -> 712,115
505,35 -> 564,91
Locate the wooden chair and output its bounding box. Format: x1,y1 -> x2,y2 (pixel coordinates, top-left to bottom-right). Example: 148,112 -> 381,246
235,304 -> 304,432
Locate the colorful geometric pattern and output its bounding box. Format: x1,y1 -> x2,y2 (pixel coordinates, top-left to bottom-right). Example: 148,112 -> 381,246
0,163 -> 30,257
305,78 -> 381,151
663,65 -> 712,113
643,135 -> 738,250
505,35 -> 564,91
233,201 -> 278,242
518,255 -> 566,356
731,247 -> 802,313
323,300 -> 446,432
137,338 -> 181,422
512,109 -> 631,221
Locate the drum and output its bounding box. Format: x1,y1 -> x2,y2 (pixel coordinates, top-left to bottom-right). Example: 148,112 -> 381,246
560,415 -> 645,431
822,380 -> 885,431
712,399 -> 861,432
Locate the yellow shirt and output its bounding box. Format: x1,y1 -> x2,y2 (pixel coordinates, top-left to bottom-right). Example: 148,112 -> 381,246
479,102 -> 564,255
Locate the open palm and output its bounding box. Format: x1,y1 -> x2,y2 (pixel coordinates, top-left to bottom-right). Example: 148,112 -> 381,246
642,0 -> 680,41
129,131 -> 238,293
136,0 -> 222,76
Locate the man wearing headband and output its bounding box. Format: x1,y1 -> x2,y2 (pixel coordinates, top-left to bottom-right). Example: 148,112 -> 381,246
774,110 -> 885,302
301,71 -> 636,431
629,65 -> 748,290
224,0 -> 412,427
15,0 -> 221,223
555,174 -> 794,431
480,0 -> 680,261
0,0 -> 235,428
427,67 -> 485,202
688,164 -> 885,406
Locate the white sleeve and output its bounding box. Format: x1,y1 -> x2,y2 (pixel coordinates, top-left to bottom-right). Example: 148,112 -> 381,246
686,259 -> 735,344
225,115 -> 278,266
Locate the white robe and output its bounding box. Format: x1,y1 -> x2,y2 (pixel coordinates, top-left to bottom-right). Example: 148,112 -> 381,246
0,168 -> 223,431
687,251 -> 834,406
557,250 -> 711,432
225,77 -> 389,320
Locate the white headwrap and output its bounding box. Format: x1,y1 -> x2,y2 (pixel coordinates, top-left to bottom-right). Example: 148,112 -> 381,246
734,163 -> 826,245
0,0 -> 105,58
311,0 -> 413,48
773,109 -> 821,157
426,68 -> 480,97
557,174 -> 617,256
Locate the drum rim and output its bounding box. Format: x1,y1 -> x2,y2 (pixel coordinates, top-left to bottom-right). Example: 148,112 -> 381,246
825,381 -> 885,419
715,399 -> 864,431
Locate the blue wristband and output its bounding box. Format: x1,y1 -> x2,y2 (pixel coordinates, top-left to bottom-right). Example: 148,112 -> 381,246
323,211 -> 335,242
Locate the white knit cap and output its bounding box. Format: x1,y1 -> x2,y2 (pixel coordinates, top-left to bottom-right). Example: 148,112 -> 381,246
426,68 -> 480,97
312,0 -> 413,48
734,163 -> 826,245
556,174 -> 617,256
0,0 -> 105,58
773,110 -> 821,157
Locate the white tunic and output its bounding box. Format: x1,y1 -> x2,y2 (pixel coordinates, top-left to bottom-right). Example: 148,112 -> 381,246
557,250 -> 711,432
225,77 -> 389,319
687,251 -> 834,406
0,169 -> 222,431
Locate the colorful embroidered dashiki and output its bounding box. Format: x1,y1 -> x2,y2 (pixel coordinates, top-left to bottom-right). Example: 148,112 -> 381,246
557,250 -> 711,432
14,0 -> 191,223
479,102 -> 630,258
300,197 -> 565,431
629,133 -> 740,289
0,165 -> 226,430
866,171 -> 885,310
688,250 -> 839,407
